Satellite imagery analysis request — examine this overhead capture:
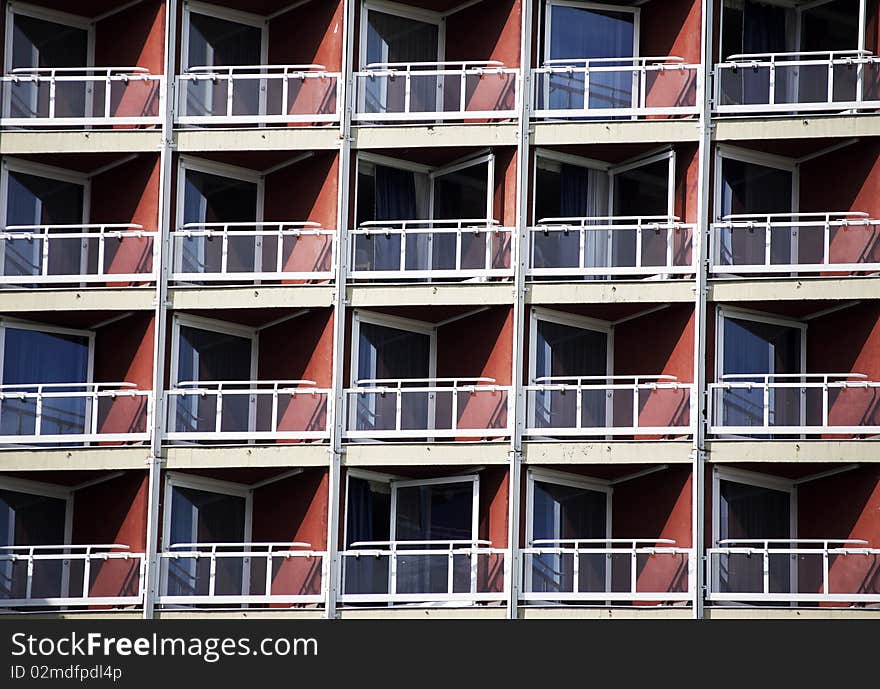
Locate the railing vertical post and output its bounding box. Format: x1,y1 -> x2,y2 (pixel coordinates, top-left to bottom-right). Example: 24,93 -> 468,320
403,68 -> 411,115
763,543 -> 770,595
82,547 -> 92,599
271,387 -> 280,434
573,545 -> 580,595
764,217 -> 772,268
768,59 -> 776,106
447,545 -> 455,595
41,229 -> 50,277
226,69 -> 234,118
208,547 -> 217,597
394,386 -> 403,432
266,547 -> 274,597
215,388 -> 224,434
823,219 -> 831,267
48,72 -> 56,119
827,60 -> 835,105
389,543 -> 398,599
763,378 -> 771,428
90,389 -> 100,437
34,389 -> 43,437
105,74 -> 112,119
460,67 -> 467,114
631,543 -> 638,596
277,225 -> 285,274
632,382 -> 640,431
97,229 -> 107,277
822,544 -> 830,596
822,380 -> 829,429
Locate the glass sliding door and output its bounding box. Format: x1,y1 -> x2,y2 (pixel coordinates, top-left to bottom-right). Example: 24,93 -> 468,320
545,3 -> 636,112
533,157 -> 609,272
393,479 -> 475,595
532,314 -> 609,432
165,483 -> 248,597
183,10 -> 263,117
362,9 -> 440,115
173,322 -> 254,435
529,476 -> 608,595
178,165 -> 260,278
718,155 -> 795,268
354,318 -> 433,434
0,488 -> 67,600
799,0 -> 861,103
717,477 -> 792,596
7,11 -> 89,119
2,166 -> 87,283
0,326 -> 91,439
719,312 -> 803,433
611,155 -> 672,270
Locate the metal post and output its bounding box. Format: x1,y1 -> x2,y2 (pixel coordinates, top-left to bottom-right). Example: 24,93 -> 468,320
506,0 -> 533,621
691,0 -> 715,620
142,0 -> 178,620
323,0 -> 357,620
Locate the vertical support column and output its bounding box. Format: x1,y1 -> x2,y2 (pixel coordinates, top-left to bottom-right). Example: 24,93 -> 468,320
142,0 -> 178,620
691,0 -> 715,621
324,0 -> 357,620
506,0 -> 534,621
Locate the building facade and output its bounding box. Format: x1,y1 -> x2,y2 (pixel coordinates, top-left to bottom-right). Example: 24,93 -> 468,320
0,0 -> 879,619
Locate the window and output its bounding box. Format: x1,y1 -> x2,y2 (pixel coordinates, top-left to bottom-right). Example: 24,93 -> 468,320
0,319 -> 94,439
716,306 -> 806,433
359,2 -> 443,115
528,308 -> 612,431
181,2 -> 266,117
712,467 -> 796,596
343,471 -> 478,596
350,311 -> 436,433
0,477 -> 72,601
3,4 -> 93,119
175,157 -> 263,278
543,1 -> 638,111
170,315 -> 257,435
161,473 -> 252,598
0,159 -> 89,281
526,469 -> 611,595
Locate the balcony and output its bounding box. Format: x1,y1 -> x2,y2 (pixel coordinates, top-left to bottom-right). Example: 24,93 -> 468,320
0,382 -> 151,446
0,224 -> 155,287
169,222 -> 335,285
349,219 -> 513,282
709,373 -> 880,438
343,377 -> 511,442
176,65 -> 340,126
338,539 -> 506,605
714,51 -> 880,115
164,380 -> 330,444
353,61 -> 518,124
0,67 -> 162,128
532,57 -> 700,120
524,375 -> 693,439
710,212 -> 880,277
0,544 -> 144,609
157,542 -> 325,607
527,216 -> 695,280
706,539 -> 880,605
520,538 -> 693,604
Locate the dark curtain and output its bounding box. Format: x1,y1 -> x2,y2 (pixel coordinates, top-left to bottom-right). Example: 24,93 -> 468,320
343,478 -> 390,596
741,2 -> 788,104
375,165 -> 417,221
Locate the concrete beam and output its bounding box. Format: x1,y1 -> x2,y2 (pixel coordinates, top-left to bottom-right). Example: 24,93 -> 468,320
528,281 -> 695,305
708,440 -> 880,463
348,283 -> 514,307
352,123 -> 519,149
338,607 -> 507,619
343,442 -> 509,466
533,119 -> 701,146
714,114 -> 880,142
0,288 -> 154,313
523,440 -> 693,464
0,130 -> 161,155
710,277 -> 880,303
705,608 -> 880,619
0,447 -> 150,472
174,127 -> 340,152
164,444 -> 331,469
170,285 -> 334,310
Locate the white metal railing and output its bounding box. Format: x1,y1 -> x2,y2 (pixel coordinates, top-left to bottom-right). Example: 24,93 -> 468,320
0,382 -> 151,445
338,539 -> 507,604
714,50 -> 880,114
157,542 -> 325,606
0,544 -> 144,607
1,67 -> 162,126
177,64 -> 339,125
170,222 -> 335,283
528,216 -> 695,278
533,56 -> 700,119
0,224 -> 155,285
710,212 -> 880,275
520,538 -> 692,603
354,61 -> 518,122
524,375 -> 693,437
165,380 -> 330,442
709,373 -> 880,437
707,539 -> 880,604
349,219 -> 513,280
343,377 -> 511,440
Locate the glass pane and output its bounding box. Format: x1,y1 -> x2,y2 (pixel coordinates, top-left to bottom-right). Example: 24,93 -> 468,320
613,159 -> 669,268
357,322 -> 430,381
